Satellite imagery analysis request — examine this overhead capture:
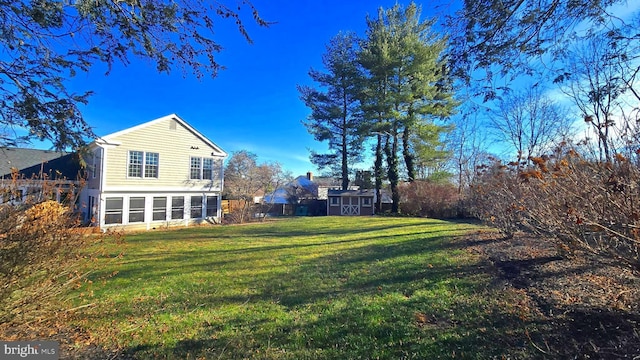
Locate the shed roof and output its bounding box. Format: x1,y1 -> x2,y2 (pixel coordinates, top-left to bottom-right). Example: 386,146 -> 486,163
328,189 -> 376,197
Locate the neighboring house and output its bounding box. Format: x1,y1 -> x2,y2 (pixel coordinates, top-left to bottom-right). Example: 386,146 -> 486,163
263,172 -> 319,205
263,171 -> 391,216
313,174 -> 360,200
80,114 -> 227,230
314,172 -> 391,216
327,189 -> 375,216
0,148 -> 84,204
262,172 -> 320,215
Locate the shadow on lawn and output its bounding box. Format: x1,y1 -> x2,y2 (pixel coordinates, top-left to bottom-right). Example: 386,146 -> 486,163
107,225 -> 531,359
88,220 -> 640,359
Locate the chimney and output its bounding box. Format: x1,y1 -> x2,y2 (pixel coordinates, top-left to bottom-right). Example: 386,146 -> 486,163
306,171 -> 313,181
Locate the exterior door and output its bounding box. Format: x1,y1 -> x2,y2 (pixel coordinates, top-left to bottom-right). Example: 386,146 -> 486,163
341,196 -> 360,215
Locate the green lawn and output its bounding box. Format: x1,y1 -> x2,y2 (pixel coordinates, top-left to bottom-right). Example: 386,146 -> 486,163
70,216 -> 533,359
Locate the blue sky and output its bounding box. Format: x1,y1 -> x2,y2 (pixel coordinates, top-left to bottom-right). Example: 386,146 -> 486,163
61,0 -> 457,177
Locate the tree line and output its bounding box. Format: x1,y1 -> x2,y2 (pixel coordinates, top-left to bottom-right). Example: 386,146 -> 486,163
300,0 -> 640,217
299,2 -> 457,213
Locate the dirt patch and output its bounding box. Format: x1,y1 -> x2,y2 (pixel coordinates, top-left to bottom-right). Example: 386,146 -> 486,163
462,230 -> 640,358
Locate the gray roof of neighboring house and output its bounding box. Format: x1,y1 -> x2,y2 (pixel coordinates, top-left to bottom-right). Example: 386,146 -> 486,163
313,176 -> 341,187
263,175 -> 319,204
0,147 -> 83,179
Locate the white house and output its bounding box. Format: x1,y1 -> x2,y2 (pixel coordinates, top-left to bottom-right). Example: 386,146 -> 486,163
80,114 -> 227,230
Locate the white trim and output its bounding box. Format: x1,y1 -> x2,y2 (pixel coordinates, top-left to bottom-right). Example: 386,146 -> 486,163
340,196 -> 360,216
87,115 -> 228,230
101,185 -> 222,192
126,150 -> 160,179
98,191 -> 222,229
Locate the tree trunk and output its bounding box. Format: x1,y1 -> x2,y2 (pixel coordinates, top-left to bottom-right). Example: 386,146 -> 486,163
374,133 -> 384,213
402,126 -> 415,182
385,129 -> 400,214
342,93 -> 350,190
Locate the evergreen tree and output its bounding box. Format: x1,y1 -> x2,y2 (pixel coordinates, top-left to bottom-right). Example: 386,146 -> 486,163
298,32 -> 367,190
360,2 -> 458,213
358,8 -> 395,213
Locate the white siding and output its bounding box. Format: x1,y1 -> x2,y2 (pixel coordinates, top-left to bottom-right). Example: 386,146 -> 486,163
102,117 -> 224,190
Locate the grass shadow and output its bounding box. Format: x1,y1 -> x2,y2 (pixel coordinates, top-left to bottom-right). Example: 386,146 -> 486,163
73,217 -> 619,359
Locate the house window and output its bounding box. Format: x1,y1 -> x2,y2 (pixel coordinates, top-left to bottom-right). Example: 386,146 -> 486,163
362,197 -> 372,207
190,157 -> 202,180
190,196 -> 203,218
87,196 -> 95,223
128,151 -> 143,177
190,157 -> 219,180
129,197 -> 145,223
171,196 -> 184,219
128,151 -> 159,178
206,196 -> 218,217
145,152 -> 159,178
203,158 -> 213,180
91,152 -> 97,179
330,197 -> 340,206
105,197 -> 123,224
153,197 -> 167,221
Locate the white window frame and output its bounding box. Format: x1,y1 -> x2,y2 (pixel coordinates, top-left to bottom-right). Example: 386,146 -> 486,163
190,196 -> 203,218
129,197 -> 146,223
152,197 -> 167,221
128,151 -> 143,178
128,150 -> 160,179
145,152 -> 159,178
330,197 -> 340,207
206,195 -> 218,217
105,197 -> 124,224
190,157 -> 202,180
171,196 -> 184,220
91,151 -> 97,179
190,156 -> 220,180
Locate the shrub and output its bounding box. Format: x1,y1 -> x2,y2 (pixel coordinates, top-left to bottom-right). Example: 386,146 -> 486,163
399,181 -> 462,218
0,177 -> 117,330
468,146 -> 640,269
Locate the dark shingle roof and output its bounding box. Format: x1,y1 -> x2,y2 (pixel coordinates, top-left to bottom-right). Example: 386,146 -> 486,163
328,189 -> 375,197
0,148 -> 84,180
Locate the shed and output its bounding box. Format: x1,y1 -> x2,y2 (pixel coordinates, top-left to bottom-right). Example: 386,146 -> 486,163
327,189 -> 375,216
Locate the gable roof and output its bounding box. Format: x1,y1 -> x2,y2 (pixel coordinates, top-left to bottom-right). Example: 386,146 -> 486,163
95,113 -> 227,156
0,148 -> 83,179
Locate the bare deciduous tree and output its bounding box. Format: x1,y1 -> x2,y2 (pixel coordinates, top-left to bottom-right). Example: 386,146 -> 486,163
490,86 -> 572,165
223,151 -> 288,223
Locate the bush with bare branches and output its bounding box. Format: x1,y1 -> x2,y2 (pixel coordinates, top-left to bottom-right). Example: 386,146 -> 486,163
0,176 -> 117,331
399,181 -> 462,218
468,145 -> 640,269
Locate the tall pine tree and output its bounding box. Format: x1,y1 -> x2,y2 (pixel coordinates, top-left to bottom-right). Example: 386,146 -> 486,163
298,32 -> 366,190
360,2 -> 458,213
